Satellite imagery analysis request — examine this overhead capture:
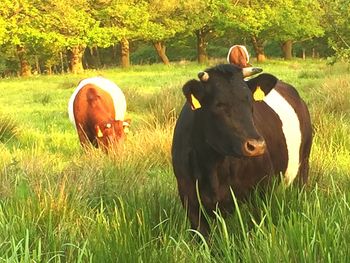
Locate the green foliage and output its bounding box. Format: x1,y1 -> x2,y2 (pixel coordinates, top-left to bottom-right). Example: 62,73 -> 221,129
0,17 -> 6,42
0,0 -> 42,46
1,0 -> 347,73
229,0 -> 276,39
94,0 -> 149,42
273,0 -> 324,42
230,0 -> 324,54
0,0 -> 45,75
321,0 -> 350,62
180,0 -> 232,38
40,0 -> 97,48
142,0 -> 186,42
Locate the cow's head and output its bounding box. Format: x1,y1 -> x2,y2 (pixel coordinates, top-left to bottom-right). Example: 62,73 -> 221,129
183,64 -> 277,157
227,45 -> 251,68
95,119 -> 131,148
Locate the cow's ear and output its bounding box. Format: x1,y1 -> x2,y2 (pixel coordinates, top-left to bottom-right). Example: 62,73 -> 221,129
246,73 -> 278,101
183,79 -> 205,110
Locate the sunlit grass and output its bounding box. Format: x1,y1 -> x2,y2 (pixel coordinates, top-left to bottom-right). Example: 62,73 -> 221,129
0,59 -> 349,262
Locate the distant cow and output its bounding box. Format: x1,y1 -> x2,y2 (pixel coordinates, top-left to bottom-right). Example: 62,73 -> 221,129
227,45 -> 251,68
68,77 -> 130,149
171,64 -> 312,236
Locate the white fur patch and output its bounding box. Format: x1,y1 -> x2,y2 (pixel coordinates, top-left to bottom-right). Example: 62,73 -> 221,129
68,76 -> 126,128
226,45 -> 250,64
263,89 -> 301,185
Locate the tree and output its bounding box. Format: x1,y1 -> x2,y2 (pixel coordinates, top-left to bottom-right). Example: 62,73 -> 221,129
228,0 -> 278,62
181,0 -> 232,63
95,0 -> 149,68
272,0 -> 324,60
40,0 -> 100,73
320,0 -> 350,63
144,0 -> 186,65
228,0 -> 324,61
0,0 -> 43,76
0,17 -> 6,41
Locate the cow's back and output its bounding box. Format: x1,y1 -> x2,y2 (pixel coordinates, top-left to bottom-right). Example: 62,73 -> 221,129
72,84 -> 115,127
68,76 -> 126,128
227,45 -> 250,68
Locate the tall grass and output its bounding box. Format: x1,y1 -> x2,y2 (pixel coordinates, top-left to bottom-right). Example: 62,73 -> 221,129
0,60 -> 349,262
0,114 -> 18,143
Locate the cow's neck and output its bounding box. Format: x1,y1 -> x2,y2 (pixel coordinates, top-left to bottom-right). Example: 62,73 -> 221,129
192,131 -> 226,207
191,113 -> 225,177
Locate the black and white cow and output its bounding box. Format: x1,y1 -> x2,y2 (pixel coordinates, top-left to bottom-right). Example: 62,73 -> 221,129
171,64 -> 312,235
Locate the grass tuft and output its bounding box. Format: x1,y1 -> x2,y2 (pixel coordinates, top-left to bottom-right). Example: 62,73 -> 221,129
33,92 -> 52,105
0,114 -> 19,143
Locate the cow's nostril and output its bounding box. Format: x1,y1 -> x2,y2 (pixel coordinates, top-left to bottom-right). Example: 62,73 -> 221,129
243,139 -> 265,156
246,141 -> 256,152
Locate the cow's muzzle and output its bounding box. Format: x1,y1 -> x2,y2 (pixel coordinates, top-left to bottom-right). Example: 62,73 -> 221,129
242,139 -> 266,156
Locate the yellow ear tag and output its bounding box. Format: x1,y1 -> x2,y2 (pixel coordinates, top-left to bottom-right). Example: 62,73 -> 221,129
191,94 -> 201,110
96,126 -> 103,138
253,86 -> 265,101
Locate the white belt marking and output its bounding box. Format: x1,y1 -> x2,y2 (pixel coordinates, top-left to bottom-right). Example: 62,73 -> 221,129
263,89 -> 301,185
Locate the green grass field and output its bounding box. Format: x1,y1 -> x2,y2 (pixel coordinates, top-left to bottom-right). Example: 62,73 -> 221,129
0,59 -> 349,262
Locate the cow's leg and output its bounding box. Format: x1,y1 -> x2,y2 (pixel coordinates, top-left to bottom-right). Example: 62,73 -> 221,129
177,177 -> 210,237
298,157 -> 310,186
298,132 -> 312,186
180,196 -> 210,237
298,102 -> 313,186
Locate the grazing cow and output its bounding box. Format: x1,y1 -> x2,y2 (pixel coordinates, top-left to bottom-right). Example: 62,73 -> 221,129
227,45 -> 251,68
171,64 -> 312,236
68,76 -> 130,149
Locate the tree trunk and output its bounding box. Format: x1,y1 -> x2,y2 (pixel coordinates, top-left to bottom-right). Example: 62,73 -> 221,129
120,37 -> 130,68
153,41 -> 170,65
35,55 -> 41,74
196,28 -> 208,64
69,46 -> 85,73
251,36 -> 266,62
60,52 -> 64,73
92,46 -> 101,68
16,46 -> 31,77
111,44 -> 117,64
302,48 -> 306,60
282,40 -> 293,60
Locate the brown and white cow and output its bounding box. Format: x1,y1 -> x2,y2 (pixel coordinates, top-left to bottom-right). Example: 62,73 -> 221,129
227,45 -> 251,68
68,77 -> 130,149
171,64 -> 312,236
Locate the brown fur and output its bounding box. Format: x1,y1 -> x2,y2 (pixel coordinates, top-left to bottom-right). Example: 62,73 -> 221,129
73,84 -> 126,149
228,46 -> 251,68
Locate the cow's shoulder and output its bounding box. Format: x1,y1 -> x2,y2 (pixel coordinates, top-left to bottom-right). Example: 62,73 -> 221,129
274,80 -> 302,101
